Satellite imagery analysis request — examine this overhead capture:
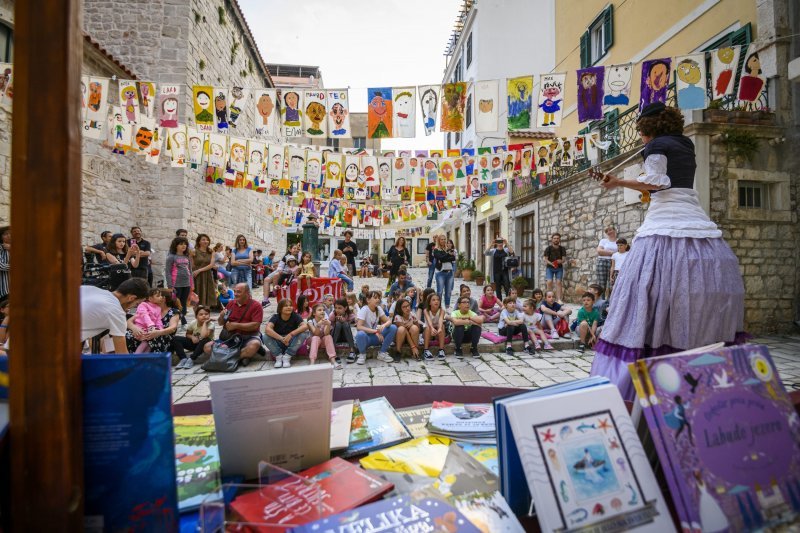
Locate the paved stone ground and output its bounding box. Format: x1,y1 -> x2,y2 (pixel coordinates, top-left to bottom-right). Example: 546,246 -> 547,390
171,268 -> 800,403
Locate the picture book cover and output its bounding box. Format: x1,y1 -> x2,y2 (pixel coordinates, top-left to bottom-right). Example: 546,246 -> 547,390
395,403 -> 433,438
369,470 -> 438,496
504,383 -> 672,533
290,495 -> 482,533
359,435 -> 452,477
457,443 -> 499,477
82,353 -> 178,532
428,401 -> 495,436
341,396 -> 413,458
632,344 -> 800,532
348,400 -> 371,445
330,400 -> 354,451
174,414 -> 222,512
230,457 -> 393,529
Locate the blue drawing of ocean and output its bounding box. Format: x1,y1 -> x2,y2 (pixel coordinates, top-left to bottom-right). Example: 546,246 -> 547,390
563,439 -> 620,501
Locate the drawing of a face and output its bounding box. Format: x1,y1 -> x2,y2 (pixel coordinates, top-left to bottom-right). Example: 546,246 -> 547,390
231,86 -> 243,100
421,89 -> 437,116
491,157 -> 501,169
189,136 -> 201,153
717,47 -> 735,65
394,93 -> 412,118
88,82 -> 102,111
173,131 -> 187,148
745,53 -> 761,75
369,92 -> 387,117
140,84 -> 150,99
307,159 -> 321,178
479,157 -> 488,169
231,143 -> 245,163
394,158 -> 405,170
306,101 -> 326,127
345,163 -> 359,182
538,146 -> 548,158
523,151 -> 532,167
424,160 -> 436,171
114,113 -> 123,124
271,155 -> 281,170
290,156 -> 305,176
575,137 -> 584,151
196,91 -> 211,109
162,97 -> 178,115
542,83 -> 561,99
250,150 -> 263,166
257,93 -> 274,122
379,163 -> 390,181
210,143 -> 224,159
330,103 -> 348,127
454,158 -> 463,170
647,63 -> 669,90
135,127 -> 153,149
215,94 -> 227,112
284,92 -> 299,110
606,65 -> 630,93
364,166 -> 375,179
677,59 -> 701,85
563,141 -> 571,152
441,162 -> 454,180
471,177 -> 479,189
581,73 -> 597,90
328,162 -> 341,178
123,87 -> 136,102
479,99 -> 493,113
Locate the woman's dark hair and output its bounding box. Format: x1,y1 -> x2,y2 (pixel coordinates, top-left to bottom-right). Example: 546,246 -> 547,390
334,298 -> 349,311
419,288 -> 435,310
397,298 -> 411,317
460,284 -> 470,294
146,288 -> 161,299
235,234 -> 248,250
169,237 -> 190,255
194,305 -> 211,316
296,294 -> 310,312
158,288 -> 181,311
107,233 -> 129,254
0,226 -> 10,239
195,233 -> 211,249
637,106 -> 684,137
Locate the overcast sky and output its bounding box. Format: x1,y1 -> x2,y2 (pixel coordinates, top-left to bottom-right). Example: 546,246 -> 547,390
238,0 -> 462,151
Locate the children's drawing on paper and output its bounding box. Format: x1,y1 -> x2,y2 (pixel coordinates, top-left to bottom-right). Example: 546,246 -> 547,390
288,147 -> 307,183
603,64 -> 632,107
710,46 -> 741,100
118,81 -> 139,124
325,153 -> 343,189
137,82 -> 156,119
577,67 -> 605,123
247,140 -> 266,181
168,126 -> 188,168
422,157 -> 440,187
440,82 -> 467,132
157,84 -> 180,128
84,77 -> 109,140
145,129 -> 164,164
306,150 -> 323,185
228,137 -> 247,173
207,134 -> 227,169
560,138 -> 573,167
507,76 -> 533,131
474,79 -> 499,133
192,86 -> 215,133
0,64 -> 12,111
361,156 -> 378,189
344,156 -> 361,190
419,85 -> 439,136
327,90 -> 351,139
639,58 -> 671,109
537,74 -> 565,127
187,132 -> 205,166
737,43 -> 765,104
228,87 -> 247,129
367,88 -> 393,138
377,157 -> 393,189
281,90 -> 304,137
303,90 -> 328,138
109,106 -> 133,154
675,54 -> 707,110
267,144 -> 285,183
214,88 -> 230,132
253,89 -> 278,138
132,117 -> 156,156
573,136 -> 587,160
80,75 -> 89,119
392,157 -> 409,189
439,158 -> 455,185
536,143 -> 550,173
392,87 -> 416,138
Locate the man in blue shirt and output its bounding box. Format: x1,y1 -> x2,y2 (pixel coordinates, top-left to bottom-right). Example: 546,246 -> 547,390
388,269 -> 416,308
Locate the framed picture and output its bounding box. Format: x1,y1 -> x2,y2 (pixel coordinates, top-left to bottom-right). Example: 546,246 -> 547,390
417,238 -> 430,255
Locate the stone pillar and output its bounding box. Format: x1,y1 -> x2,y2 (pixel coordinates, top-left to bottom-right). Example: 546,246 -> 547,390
303,215 -> 320,268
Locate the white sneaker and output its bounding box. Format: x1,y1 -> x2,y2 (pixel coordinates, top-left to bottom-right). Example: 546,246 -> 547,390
183,358 -> 194,369
282,355 -> 292,368
550,332 -> 560,340
357,354 -> 367,365
274,355 -> 284,369
377,352 -> 394,363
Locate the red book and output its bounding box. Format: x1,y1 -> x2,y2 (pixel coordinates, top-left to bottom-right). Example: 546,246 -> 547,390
229,457 -> 393,531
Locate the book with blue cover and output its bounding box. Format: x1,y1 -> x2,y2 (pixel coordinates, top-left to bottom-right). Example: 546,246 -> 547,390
82,353 -> 177,532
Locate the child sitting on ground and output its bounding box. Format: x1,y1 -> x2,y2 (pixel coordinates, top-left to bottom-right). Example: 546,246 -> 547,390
523,298 -> 552,351
508,287 -> 524,313
478,285 -> 502,323
359,284 -> 370,307
459,285 -> 480,314
133,289 -> 164,353
296,294 -> 312,320
345,292 -> 360,321
393,298 -> 421,360
587,284 -> 608,327
574,292 -> 600,353
540,290 -> 572,339
307,303 -> 337,366
448,296 -> 484,359
405,286 -> 418,311
531,288 -> 544,312
422,293 -> 447,362
321,293 -> 335,317
498,297 -> 534,356
329,298 -> 355,367
218,281 -> 234,307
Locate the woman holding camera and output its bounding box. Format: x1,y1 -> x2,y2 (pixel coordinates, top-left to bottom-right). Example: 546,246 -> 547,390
484,237 -> 515,301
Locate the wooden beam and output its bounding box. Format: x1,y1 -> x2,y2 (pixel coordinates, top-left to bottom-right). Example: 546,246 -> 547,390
10,0 -> 84,529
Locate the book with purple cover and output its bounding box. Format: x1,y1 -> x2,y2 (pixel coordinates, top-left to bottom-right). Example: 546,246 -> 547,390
631,344 -> 800,531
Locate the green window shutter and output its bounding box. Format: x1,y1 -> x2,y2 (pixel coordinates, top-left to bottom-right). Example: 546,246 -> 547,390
603,5 -> 614,51
580,31 -> 590,69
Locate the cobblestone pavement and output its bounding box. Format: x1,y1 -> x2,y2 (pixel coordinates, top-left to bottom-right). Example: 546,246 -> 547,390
171,267 -> 800,404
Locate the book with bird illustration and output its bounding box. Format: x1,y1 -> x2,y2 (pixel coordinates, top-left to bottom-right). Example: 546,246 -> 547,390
174,414 -> 222,512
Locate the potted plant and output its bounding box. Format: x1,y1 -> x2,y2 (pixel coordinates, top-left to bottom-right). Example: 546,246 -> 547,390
462,260 -> 475,282
472,270 -> 485,286
455,252 -> 465,278
511,276 -> 528,295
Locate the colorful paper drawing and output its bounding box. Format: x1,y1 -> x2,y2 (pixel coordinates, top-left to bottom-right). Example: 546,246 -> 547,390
327,90 -> 351,139
361,156 -> 378,190
573,135 -> 587,160
213,88 -> 230,132
391,157 -> 410,189
246,140 -> 266,181
187,130 -> 206,166
132,117 -> 157,156
325,153 -> 343,189
168,126 -> 188,168
520,147 -> 534,179
537,73 -> 566,127
422,157 -> 440,187
577,66 -> 605,123
603,64 -> 632,107
84,77 -> 109,140
675,54 -> 707,110
118,81 -> 139,124
0,63 -> 12,111
267,144 -> 285,183
228,87 -> 247,129
474,80 -> 499,133
710,46 -> 741,100
368,87 -> 393,138
227,137 -> 247,173
440,82 -> 467,132
305,150 -> 323,186
253,89 -> 278,138
136,81 -> 156,119
737,43 -> 765,103
288,147 -> 307,183
145,128 -> 164,164
639,58 -> 671,110
461,148 -> 475,179
559,138 -> 574,167
192,86 -> 215,133
303,90 -> 328,138
392,87 -> 416,138
418,85 -> 440,136
507,76 -> 534,131
344,155 -> 361,190
281,89 -> 304,137
108,106 -> 133,154
207,133 -> 227,169
154,84 -> 179,128
439,158 -> 456,185
377,157 -> 393,189
536,142 -> 550,173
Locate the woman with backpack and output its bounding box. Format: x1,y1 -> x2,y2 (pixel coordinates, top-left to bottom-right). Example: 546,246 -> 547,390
483,237 -> 516,301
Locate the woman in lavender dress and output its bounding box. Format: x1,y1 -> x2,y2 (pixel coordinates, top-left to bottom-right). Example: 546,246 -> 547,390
589,103 -> 745,400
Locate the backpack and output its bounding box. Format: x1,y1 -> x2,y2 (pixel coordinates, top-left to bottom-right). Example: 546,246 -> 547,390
504,255 -> 520,269
201,335 -> 243,372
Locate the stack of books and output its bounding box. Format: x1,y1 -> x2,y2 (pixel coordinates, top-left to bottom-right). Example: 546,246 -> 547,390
426,401 -> 496,444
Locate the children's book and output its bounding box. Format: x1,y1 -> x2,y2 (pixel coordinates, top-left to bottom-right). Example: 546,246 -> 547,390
230,457 -> 393,529
359,435 -> 452,477
290,495 -> 482,533
348,400 -> 371,445
174,414 -> 222,512
368,470 -> 438,496
395,403 -> 433,438
503,382 -> 673,533
427,401 -> 495,441
340,396 -> 413,458
82,353 -> 177,532
457,443 -> 499,477
330,400 -> 354,451
630,344 -> 800,532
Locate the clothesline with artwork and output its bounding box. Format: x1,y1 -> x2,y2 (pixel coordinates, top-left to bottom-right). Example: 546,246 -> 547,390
66,41 -> 767,143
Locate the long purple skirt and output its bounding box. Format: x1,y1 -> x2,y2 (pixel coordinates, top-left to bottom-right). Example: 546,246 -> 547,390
589,235 -> 746,400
